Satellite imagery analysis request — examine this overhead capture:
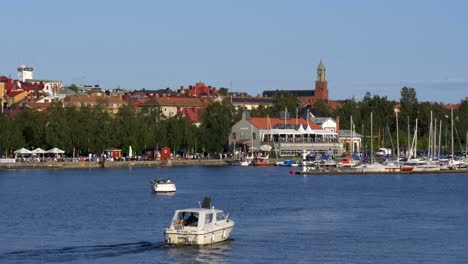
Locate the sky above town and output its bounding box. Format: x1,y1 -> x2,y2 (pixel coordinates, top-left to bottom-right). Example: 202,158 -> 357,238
2,0 -> 467,103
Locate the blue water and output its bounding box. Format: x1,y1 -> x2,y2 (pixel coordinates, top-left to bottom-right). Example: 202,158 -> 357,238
0,166 -> 467,263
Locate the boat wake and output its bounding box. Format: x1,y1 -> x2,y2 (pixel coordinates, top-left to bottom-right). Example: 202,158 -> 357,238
0,241 -> 165,263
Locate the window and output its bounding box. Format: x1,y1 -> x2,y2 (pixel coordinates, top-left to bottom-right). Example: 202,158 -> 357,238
205,213 -> 213,224
216,212 -> 226,221
253,132 -> 256,140
232,133 -> 236,140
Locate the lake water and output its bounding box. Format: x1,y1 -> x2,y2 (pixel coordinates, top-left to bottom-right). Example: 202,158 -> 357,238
0,166 -> 467,263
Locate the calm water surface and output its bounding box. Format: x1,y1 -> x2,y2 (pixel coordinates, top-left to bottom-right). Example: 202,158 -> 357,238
0,166 -> 467,263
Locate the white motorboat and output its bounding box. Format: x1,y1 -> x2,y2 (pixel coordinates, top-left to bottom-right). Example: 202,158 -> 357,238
351,162 -> 386,173
165,197 -> 235,245
404,158 -> 440,172
240,160 -> 251,166
151,179 -> 176,193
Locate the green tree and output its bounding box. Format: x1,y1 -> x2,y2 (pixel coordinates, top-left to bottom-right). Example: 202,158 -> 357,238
67,84 -> 80,93
313,98 -> 331,117
400,86 -> 418,122
272,91 -> 299,116
218,87 -> 229,96
0,115 -> 25,157
200,101 -> 234,152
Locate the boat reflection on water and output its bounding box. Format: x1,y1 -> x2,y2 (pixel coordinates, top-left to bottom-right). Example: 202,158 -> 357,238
155,192 -> 176,196
167,240 -> 233,264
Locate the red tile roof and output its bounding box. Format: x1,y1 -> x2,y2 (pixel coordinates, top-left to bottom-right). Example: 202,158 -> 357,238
181,107 -> 202,123
248,117 -> 320,129
444,104 -> 460,110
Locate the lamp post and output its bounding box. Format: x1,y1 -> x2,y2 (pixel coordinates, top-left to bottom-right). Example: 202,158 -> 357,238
394,108 -> 400,167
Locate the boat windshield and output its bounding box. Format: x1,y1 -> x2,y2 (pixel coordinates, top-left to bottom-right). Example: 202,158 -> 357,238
176,211 -> 199,227
216,212 -> 226,221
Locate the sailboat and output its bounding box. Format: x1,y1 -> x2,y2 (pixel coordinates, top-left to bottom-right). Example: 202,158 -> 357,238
351,112 -> 386,172
447,108 -> 464,170
403,118 -> 440,172
384,108 -> 413,172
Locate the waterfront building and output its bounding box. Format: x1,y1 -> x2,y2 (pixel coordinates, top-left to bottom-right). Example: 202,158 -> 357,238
338,130 -> 362,153
312,117 -> 337,132
229,111 -> 342,157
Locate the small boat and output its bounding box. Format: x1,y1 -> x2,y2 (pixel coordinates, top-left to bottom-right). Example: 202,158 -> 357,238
350,162 -> 386,173
165,197 -> 235,245
276,160 -> 298,167
253,155 -> 269,166
151,179 -> 176,193
240,160 -> 251,166
404,158 -> 440,172
384,162 -> 413,172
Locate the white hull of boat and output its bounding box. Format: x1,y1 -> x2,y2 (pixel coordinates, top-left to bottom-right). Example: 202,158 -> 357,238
153,183 -> 176,193
165,222 -> 234,245
351,163 -> 386,172
412,165 -> 440,172
240,161 -> 251,166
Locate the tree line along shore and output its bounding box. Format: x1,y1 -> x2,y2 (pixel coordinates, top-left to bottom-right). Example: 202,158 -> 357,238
0,87 -> 467,159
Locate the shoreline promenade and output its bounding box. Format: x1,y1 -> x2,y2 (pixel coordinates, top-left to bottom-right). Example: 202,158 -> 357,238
0,159 -> 231,170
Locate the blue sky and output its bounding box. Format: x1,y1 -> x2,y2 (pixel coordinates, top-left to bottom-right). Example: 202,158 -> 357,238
1,0 -> 467,103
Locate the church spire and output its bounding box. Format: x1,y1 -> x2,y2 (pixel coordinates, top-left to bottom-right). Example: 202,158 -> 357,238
317,59 -> 326,82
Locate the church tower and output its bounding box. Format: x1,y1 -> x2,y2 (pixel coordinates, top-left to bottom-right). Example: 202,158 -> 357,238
314,59 -> 328,101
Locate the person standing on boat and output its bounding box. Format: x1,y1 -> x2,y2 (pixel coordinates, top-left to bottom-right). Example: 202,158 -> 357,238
185,212 -> 198,226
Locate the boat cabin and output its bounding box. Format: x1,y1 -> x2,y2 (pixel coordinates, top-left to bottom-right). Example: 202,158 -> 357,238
170,208 -> 229,230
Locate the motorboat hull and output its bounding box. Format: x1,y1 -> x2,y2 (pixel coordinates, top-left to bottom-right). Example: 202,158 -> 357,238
412,165 -> 440,172
165,222 -> 235,245
152,183 -> 176,193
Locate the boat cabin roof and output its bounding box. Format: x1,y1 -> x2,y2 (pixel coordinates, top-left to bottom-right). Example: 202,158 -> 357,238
175,208 -> 224,214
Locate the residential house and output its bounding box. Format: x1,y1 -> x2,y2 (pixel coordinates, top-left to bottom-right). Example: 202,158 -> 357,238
63,94 -> 127,114
138,96 -> 207,118
228,96 -> 273,110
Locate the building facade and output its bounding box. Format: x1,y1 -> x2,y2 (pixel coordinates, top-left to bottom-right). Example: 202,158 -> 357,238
230,111 -> 342,157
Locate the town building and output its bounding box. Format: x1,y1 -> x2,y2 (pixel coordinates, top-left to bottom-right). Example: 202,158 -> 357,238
179,82 -> 218,97
63,94 -> 127,114
16,65 -> 62,96
338,130 -> 362,153
312,117 -> 337,132
229,111 -> 342,157
227,96 -> 273,110
138,96 -> 208,119
262,60 -> 342,109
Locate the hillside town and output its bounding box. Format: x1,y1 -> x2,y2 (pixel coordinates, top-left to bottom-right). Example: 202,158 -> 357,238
0,61 -> 466,166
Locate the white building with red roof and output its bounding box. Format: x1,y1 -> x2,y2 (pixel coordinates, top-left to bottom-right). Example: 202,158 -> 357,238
229,111 -> 342,157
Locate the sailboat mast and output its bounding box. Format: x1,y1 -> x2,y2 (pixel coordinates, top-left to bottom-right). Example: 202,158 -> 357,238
433,118 -> 437,160
414,119 -> 418,159
438,120 -> 442,159
451,108 -> 454,160
371,112 -> 373,164
394,108 -> 400,166
427,111 -> 432,160
407,116 -> 410,159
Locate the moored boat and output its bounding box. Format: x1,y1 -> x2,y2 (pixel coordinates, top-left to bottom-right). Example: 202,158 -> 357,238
350,162 -> 386,173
